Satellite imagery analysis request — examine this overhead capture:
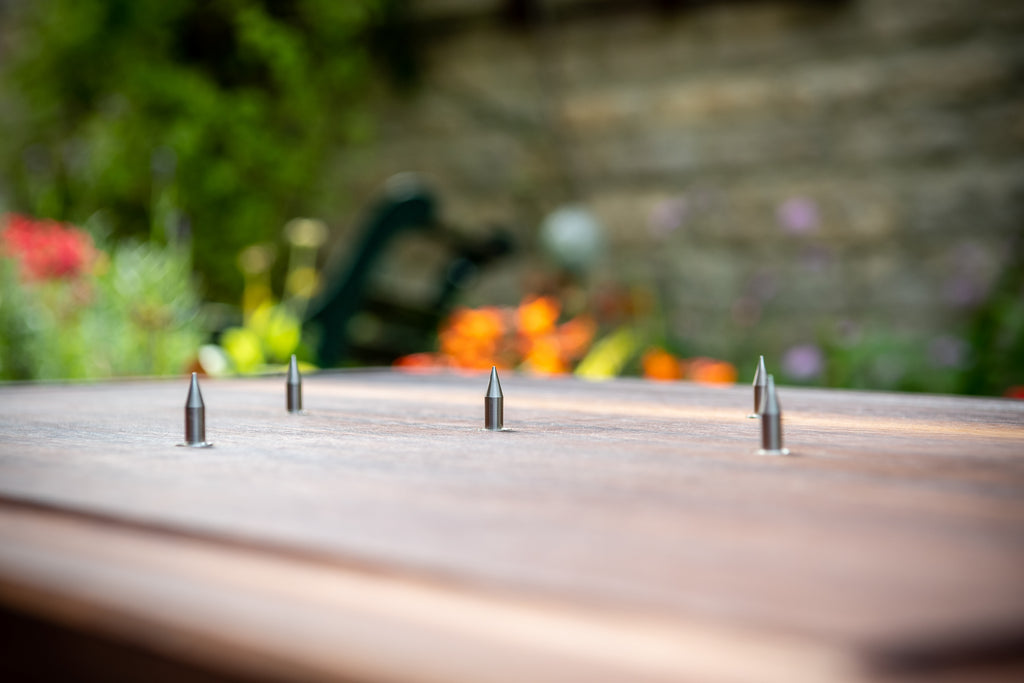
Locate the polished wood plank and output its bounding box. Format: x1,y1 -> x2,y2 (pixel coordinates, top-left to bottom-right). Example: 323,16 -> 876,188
0,370 -> 1022,680
0,500 -> 853,683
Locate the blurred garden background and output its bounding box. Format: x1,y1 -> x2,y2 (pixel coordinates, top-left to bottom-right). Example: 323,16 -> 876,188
1,0 -> 1022,396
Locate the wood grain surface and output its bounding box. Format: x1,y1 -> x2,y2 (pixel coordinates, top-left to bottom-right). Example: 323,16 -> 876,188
0,370 -> 1022,681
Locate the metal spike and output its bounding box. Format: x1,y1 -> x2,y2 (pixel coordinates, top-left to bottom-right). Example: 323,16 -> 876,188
758,374 -> 789,455
484,366 -> 504,431
749,355 -> 767,418
286,354 -> 303,414
181,372 -> 212,447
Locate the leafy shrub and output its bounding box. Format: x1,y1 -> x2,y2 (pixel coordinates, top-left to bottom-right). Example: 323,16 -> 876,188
0,0 -> 381,302
0,214 -> 203,379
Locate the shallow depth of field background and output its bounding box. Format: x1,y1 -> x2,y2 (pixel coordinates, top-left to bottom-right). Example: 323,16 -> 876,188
1,0 -> 1022,396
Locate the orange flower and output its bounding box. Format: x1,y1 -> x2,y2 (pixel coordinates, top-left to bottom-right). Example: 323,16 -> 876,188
443,306 -> 505,342
642,348 -> 683,381
687,357 -> 738,385
439,307 -> 506,369
557,315 -> 597,360
517,296 -> 560,338
522,336 -> 569,375
430,296 -> 596,374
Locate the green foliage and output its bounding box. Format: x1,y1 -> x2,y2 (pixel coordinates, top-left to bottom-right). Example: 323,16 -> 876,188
219,301 -> 303,373
960,247 -> 1024,396
209,224 -> 325,375
0,238 -> 203,380
0,260 -> 43,379
93,241 -> 206,376
0,0 -> 381,302
818,329 -> 962,395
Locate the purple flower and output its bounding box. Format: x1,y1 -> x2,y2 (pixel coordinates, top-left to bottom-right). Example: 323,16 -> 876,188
800,245 -> 833,272
870,355 -> 906,386
782,343 -> 825,381
928,335 -> 967,368
834,319 -> 862,346
648,197 -> 688,239
777,197 -> 819,235
943,242 -> 991,309
730,296 -> 761,327
943,275 -> 985,309
745,270 -> 779,302
953,241 -> 987,269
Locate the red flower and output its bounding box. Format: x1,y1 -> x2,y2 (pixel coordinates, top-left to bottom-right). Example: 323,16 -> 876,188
393,352 -> 447,373
2,213 -> 97,281
1004,386 -> 1024,400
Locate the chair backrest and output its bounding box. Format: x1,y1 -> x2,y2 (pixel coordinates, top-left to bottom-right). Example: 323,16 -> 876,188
306,178 -> 514,367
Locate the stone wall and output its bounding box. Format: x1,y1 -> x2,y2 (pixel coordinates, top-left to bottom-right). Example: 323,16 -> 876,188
329,0 -> 1024,385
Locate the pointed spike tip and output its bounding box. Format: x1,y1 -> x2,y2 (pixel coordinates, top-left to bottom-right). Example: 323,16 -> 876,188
752,355 -> 767,387
486,366 -> 503,398
287,354 -> 301,384
186,372 -> 204,409
751,356 -> 768,416
763,374 -> 780,415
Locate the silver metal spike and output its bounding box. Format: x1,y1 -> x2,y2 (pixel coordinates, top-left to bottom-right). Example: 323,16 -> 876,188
757,374 -> 789,455
286,354 -> 303,414
749,355 -> 767,418
484,366 -> 504,431
180,372 -> 212,447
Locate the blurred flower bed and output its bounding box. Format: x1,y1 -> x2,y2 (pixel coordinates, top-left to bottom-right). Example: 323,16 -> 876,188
198,218 -> 326,377
394,294 -> 738,385
3,207 -> 1021,399
0,213 -> 202,379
